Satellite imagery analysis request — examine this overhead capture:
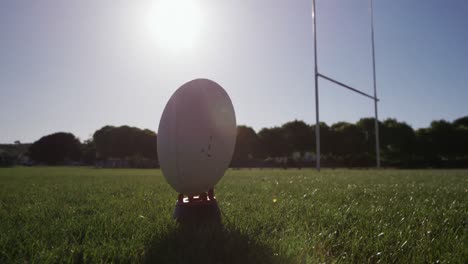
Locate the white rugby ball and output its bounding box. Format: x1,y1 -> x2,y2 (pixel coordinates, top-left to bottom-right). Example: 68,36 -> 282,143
157,79 -> 237,195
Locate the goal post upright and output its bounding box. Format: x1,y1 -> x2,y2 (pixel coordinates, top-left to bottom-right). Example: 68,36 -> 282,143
312,0 -> 381,170
370,0 -> 381,168
312,0 -> 320,171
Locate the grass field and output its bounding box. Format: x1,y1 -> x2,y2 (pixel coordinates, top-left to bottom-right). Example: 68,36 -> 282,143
0,167 -> 466,263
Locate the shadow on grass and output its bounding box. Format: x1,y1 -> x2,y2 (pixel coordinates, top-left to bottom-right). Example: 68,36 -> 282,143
143,223 -> 288,264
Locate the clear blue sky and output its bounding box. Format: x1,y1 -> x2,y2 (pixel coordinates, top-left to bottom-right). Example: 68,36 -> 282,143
1,0 -> 467,143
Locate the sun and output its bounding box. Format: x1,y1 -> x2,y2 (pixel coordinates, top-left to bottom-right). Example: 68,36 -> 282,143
150,0 -> 203,50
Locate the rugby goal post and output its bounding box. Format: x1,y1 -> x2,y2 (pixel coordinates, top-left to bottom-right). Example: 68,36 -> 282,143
312,0 -> 381,170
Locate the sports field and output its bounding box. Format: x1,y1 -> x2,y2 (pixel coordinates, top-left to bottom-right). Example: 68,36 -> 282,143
0,167 -> 466,263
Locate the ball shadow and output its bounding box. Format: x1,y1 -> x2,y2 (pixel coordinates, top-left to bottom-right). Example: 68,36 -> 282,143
143,222 -> 288,264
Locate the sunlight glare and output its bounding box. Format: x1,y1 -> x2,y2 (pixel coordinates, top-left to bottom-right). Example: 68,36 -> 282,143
150,0 -> 203,50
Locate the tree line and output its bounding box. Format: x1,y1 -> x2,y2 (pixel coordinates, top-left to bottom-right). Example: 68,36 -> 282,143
2,116 -> 467,168
233,116 -> 468,167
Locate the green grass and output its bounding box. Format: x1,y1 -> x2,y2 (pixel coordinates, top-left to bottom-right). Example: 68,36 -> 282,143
0,167 -> 466,263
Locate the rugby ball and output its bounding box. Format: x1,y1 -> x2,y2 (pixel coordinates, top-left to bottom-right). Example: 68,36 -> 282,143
157,79 -> 237,195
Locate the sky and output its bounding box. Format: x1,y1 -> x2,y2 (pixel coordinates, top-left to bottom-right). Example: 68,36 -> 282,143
0,0 -> 467,143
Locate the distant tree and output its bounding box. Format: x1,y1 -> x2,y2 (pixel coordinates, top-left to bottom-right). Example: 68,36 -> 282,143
427,120 -> 457,159
93,126 -> 157,160
330,122 -> 366,157
81,139 -> 96,165
381,118 -> 416,164
233,125 -> 260,162
310,122 -> 331,155
281,120 -> 313,155
0,150 -> 15,167
454,126 -> 468,157
93,125 -> 115,159
29,132 -> 81,165
356,117 -> 383,155
452,116 -> 468,157
109,126 -> 136,158
453,116 -> 468,128
137,129 -> 158,159
258,127 -> 288,158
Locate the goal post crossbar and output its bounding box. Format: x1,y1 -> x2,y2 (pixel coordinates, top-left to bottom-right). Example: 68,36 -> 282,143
317,73 -> 379,101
